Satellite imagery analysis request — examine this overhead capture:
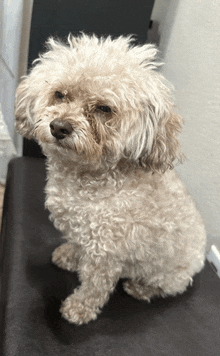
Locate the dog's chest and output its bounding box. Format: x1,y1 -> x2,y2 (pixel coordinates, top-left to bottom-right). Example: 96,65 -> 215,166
44,168 -> 130,239
44,165 -> 188,251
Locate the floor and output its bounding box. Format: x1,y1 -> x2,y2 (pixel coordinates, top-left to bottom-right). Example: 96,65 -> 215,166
0,184 -> 5,232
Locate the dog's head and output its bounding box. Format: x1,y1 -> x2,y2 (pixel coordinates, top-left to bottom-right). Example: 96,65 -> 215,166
15,33 -> 183,172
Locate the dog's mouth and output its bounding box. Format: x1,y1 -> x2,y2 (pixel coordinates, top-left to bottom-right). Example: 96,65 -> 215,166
55,139 -> 73,150
35,113 -> 110,161
50,128 -> 96,158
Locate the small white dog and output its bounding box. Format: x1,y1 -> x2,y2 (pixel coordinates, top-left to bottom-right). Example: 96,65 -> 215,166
15,33 -> 206,325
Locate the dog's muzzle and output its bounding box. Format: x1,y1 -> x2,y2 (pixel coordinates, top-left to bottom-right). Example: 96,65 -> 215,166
50,119 -> 73,140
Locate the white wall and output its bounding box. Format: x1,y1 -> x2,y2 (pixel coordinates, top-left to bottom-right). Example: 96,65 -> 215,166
0,0 -> 33,156
152,0 -> 220,251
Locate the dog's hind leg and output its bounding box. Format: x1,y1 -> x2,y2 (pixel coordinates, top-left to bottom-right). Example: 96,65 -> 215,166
123,279 -> 165,301
123,272 -> 193,301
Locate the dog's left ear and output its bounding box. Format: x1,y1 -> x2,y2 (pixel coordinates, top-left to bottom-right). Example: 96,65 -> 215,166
123,43 -> 184,173
138,103 -> 184,173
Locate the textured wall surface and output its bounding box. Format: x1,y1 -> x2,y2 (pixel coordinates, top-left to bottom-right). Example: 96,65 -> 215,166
157,0 -> 220,250
0,0 -> 23,139
0,0 -> 33,155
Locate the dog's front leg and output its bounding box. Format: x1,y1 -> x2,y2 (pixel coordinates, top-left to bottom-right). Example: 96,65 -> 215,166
52,242 -> 80,272
60,256 -> 121,324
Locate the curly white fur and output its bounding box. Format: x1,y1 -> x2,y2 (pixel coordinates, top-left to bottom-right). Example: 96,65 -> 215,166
15,33 -> 206,325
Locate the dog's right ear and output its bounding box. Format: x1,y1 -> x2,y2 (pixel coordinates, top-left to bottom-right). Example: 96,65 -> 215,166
15,77 -> 35,139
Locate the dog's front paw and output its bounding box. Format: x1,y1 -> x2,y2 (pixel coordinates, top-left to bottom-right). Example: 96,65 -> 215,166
60,294 -> 99,325
52,243 -> 78,272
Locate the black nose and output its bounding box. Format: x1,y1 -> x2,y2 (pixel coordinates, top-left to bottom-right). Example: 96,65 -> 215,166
50,119 -> 73,140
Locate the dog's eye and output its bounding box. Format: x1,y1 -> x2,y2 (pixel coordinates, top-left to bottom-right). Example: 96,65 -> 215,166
97,105 -> 112,113
55,91 -> 65,100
